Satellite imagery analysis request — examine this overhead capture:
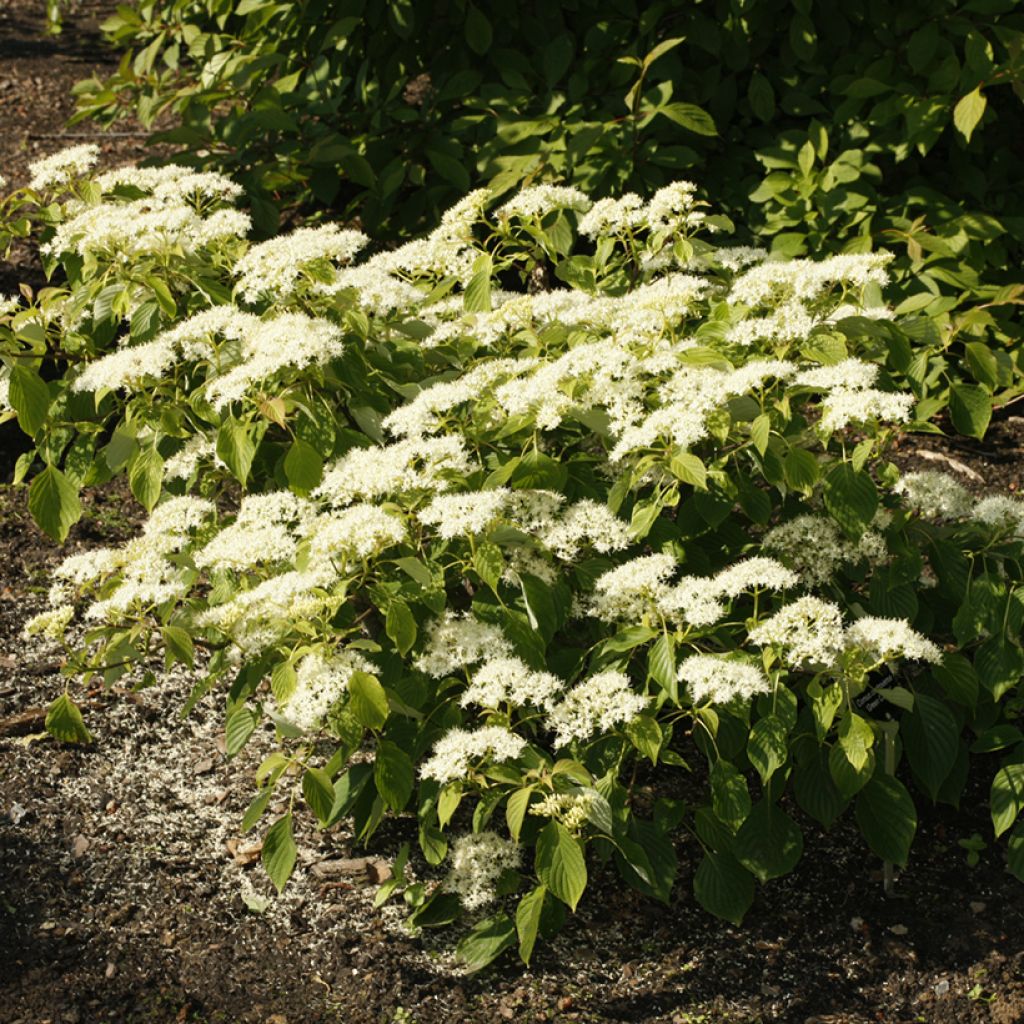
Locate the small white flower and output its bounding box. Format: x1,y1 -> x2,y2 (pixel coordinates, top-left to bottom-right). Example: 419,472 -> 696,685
678,654 -> 772,705
443,832 -> 521,910
546,671 -> 648,747
894,471 -> 972,520
420,725 -> 527,783
748,596 -> 846,669
844,617 -> 942,664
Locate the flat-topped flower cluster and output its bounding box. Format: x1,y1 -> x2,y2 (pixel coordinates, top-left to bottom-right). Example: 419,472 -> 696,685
5,154 -> 1024,964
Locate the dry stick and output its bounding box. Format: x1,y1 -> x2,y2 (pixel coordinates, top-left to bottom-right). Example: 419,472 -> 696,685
27,131 -> 151,138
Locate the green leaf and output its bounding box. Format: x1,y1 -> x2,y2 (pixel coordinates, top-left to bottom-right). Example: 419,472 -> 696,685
793,750 -> 847,829
464,266 -> 492,313
710,758 -> 751,831
647,633 -> 677,701
464,3 -> 492,55
515,884 -> 547,965
747,715 -> 788,784
669,452 -> 707,489
693,851 -> 754,925
225,704 -> 258,756
284,438 -> 323,494
783,448 -> 820,493
348,671 -> 389,731
303,766 -> 335,824
750,413 -> 770,455
643,36 -> 685,68
933,655 -> 978,712
1008,819 -> 1024,883
626,714 -> 662,764
535,821 -> 587,911
829,741 -> 875,799
734,800 -> 804,882
473,541 -> 504,592
9,365 -> 50,436
385,600 -> 417,656
45,693 -> 92,743
128,445 -> 164,511
953,87 -> 986,143
375,739 -> 414,811
457,912 -> 515,971
271,660 -> 297,705
948,382 -> 991,439
505,787 -> 533,842
216,418 -> 256,485
839,712 -> 875,772
161,625 -> 194,668
855,774 -> 917,867
657,102 -> 717,137
823,463 -> 877,537
747,71 -> 776,122
902,694 -> 959,801
262,813 -> 297,892
991,760 -> 1024,838
29,464 -> 82,542
242,786 -> 274,833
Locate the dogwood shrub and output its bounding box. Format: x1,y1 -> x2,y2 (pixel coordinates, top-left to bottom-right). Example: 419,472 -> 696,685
4,152 -> 1024,968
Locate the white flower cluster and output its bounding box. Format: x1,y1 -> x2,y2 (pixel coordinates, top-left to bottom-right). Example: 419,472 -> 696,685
443,832 -> 521,910
414,612 -> 513,678
277,649 -> 375,731
748,595 -> 847,668
546,671 -> 648,747
315,436 -> 475,507
763,514 -> 886,586
894,471 -> 973,520
460,656 -> 563,710
678,654 -> 772,705
72,306 -> 345,408
749,597 -> 942,670
529,790 -> 595,833
498,185 -> 591,219
28,144 -> 99,191
973,495 -> 1024,536
420,725 -> 527,783
844,617 -> 942,665
22,604 -> 75,641
727,254 -> 892,346
234,224 -> 369,302
591,553 -> 796,627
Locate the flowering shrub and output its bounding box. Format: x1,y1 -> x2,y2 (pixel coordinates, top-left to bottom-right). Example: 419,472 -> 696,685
4,152 -> 1024,968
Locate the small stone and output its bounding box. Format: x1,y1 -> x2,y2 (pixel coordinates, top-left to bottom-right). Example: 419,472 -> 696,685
889,923 -> 908,935
105,962 -> 116,979
556,997 -> 574,1012
970,901 -> 986,914
8,801 -> 27,824
850,916 -> 865,932
193,757 -> 214,775
934,979 -> 950,996
71,835 -> 90,858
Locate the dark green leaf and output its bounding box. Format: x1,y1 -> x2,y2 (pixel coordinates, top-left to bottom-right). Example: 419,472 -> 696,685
855,774 -> 917,867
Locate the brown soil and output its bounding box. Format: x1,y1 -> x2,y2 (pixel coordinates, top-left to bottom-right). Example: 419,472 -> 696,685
0,0 -> 162,295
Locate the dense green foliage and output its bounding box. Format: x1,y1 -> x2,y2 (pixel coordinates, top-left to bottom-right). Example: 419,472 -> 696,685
70,0 -> 1024,433
4,160 -> 1024,968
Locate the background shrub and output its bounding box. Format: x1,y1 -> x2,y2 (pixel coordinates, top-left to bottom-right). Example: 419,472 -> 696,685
70,0 -> 1024,432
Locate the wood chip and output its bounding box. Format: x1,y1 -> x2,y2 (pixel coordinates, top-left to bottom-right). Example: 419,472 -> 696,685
311,857 -> 391,884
